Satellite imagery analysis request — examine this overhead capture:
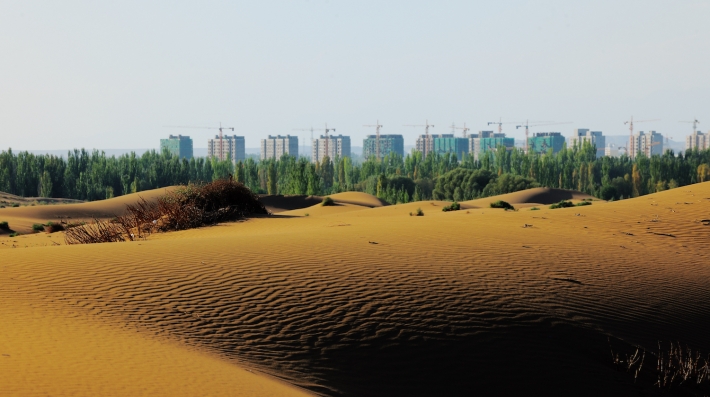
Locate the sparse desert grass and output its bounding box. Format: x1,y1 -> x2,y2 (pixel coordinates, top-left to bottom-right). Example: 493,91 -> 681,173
415,207 -> 424,216
321,196 -> 335,206
490,200 -> 515,210
576,201 -> 592,206
442,202 -> 461,212
65,179 -> 267,244
44,222 -> 65,233
549,200 -> 576,209
31,223 -> 45,233
0,221 -> 9,230
529,207 -> 540,211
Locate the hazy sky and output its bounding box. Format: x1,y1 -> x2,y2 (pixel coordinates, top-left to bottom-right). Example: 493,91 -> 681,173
1,0 -> 708,150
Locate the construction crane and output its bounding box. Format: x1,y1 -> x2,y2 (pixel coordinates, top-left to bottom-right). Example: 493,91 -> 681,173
624,116 -> 659,159
515,121 -> 572,153
363,120 -> 383,160
164,122 -> 235,161
679,118 -> 700,134
450,122 -> 470,138
292,127 -> 317,158
404,120 -> 435,157
293,123 -> 335,162
487,118 -> 524,135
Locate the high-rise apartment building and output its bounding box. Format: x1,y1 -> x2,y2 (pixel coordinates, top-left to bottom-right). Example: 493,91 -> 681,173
433,136 -> 469,158
468,131 -> 513,160
630,131 -> 663,158
569,129 -> 605,158
208,135 -> 245,162
160,135 -> 193,159
527,132 -> 566,155
260,135 -> 299,160
312,135 -> 351,163
416,134 -> 452,158
362,134 -> 405,159
686,131 -> 709,151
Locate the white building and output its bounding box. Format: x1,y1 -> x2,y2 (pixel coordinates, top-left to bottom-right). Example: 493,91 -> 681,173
260,135 -> 299,160
569,129 -> 605,158
630,131 -> 663,158
311,134 -> 351,163
208,135 -> 245,162
686,131 -> 709,151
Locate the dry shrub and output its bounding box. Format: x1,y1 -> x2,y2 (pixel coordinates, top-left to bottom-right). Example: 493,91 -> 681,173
65,179 -> 267,245
64,218 -> 127,244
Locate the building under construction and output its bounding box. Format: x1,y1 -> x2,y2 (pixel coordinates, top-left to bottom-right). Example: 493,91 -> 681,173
311,134 -> 351,163
261,135 -> 299,160
686,131 -> 709,151
208,135 -> 245,162
416,134 -> 452,158
433,136 -> 469,158
630,131 -> 663,157
469,131 -> 513,160
160,135 -> 193,159
527,132 -> 566,155
362,134 -> 404,159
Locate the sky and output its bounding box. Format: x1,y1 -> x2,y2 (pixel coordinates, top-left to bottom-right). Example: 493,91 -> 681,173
1,0 -> 708,151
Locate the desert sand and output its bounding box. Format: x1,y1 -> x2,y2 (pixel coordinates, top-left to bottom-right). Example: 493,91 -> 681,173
1,184 -> 710,395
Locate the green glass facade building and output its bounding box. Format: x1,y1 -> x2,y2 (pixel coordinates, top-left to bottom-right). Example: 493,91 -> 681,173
527,132 -> 565,155
433,137 -> 469,158
160,135 -> 194,159
363,134 -> 404,159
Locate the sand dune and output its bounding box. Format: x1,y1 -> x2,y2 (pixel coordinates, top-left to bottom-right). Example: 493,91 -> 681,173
462,187 -> 596,207
0,187 -> 173,233
2,184 -> 710,395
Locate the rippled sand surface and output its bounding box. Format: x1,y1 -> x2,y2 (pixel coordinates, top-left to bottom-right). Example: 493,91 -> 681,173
1,185 -> 710,396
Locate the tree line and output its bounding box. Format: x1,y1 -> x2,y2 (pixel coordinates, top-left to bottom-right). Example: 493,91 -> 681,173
2,142 -> 710,203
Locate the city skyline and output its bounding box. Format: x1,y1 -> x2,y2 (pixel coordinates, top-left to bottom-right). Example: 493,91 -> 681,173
1,1 -> 708,150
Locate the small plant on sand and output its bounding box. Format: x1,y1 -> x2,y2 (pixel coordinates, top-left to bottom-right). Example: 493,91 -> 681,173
304,213 -> 309,217
44,222 -> 65,233
415,207 -> 424,216
529,207 -> 540,211
11,203 -> 19,208
9,232 -> 19,237
321,196 -> 335,206
576,201 -> 592,207
490,200 -> 515,210
549,200 -> 575,209
442,202 -> 461,212
32,223 -> 45,233
0,221 -> 9,230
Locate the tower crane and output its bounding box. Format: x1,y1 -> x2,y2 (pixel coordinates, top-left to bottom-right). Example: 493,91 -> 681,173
164,122 -> 235,161
404,120 -> 435,157
293,123 -> 335,162
679,118 -> 700,134
363,120 -> 383,160
487,118 -> 524,135
624,116 -> 659,159
450,122 -> 470,138
515,121 -> 572,153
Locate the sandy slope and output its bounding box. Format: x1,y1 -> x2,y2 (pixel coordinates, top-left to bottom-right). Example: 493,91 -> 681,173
462,187 -> 596,208
2,185 -> 710,395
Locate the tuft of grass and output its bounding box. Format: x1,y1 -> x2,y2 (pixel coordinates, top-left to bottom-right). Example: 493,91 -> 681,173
0,221 -> 9,230
442,202 -> 461,212
549,200 -> 575,209
415,207 -> 424,216
576,201 -> 592,207
9,232 -> 19,237
304,213 -> 309,217
529,207 -> 540,211
321,196 -> 335,206
32,223 -> 45,232
11,203 -> 19,208
490,200 -> 515,210
44,222 -> 65,233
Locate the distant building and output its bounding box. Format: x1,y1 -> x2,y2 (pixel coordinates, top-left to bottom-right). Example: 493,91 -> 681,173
312,134 -> 351,163
208,135 -> 245,162
604,145 -> 620,157
469,131 -> 513,160
630,131 -> 663,158
416,134 -> 452,158
527,132 -> 566,155
160,135 -> 193,159
362,134 -> 405,159
569,129 -> 605,158
260,135 -> 299,160
686,131 -> 709,151
432,136 -> 469,158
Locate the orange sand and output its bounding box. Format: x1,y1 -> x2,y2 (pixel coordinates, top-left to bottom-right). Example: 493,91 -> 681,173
2,184 -> 710,395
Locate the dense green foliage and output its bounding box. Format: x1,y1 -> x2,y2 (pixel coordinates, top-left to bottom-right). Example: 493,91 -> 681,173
321,196 -> 335,206
3,141 -> 710,204
441,202 -> 461,212
490,200 -> 515,210
549,201 -> 576,209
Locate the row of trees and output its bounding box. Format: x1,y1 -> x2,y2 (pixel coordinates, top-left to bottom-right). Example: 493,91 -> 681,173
2,142 -> 710,203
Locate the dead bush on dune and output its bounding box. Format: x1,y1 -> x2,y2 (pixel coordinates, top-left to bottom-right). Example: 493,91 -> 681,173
65,179 -> 268,244
64,218 -> 126,244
